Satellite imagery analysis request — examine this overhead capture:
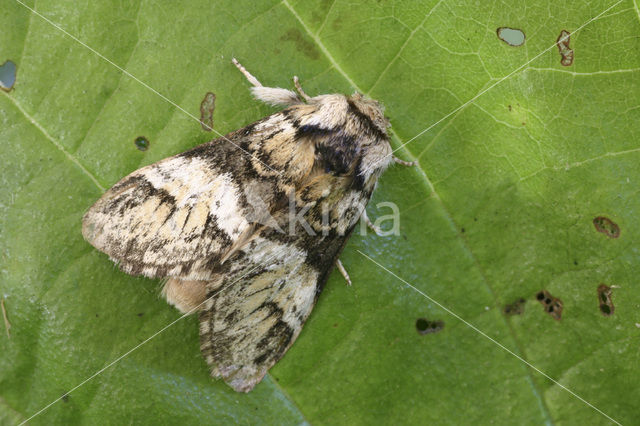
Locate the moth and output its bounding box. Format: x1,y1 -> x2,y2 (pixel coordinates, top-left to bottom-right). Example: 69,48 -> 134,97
82,59 -> 412,392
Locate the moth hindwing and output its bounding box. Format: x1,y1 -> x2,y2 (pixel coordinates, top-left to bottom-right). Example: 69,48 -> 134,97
82,60 -> 394,392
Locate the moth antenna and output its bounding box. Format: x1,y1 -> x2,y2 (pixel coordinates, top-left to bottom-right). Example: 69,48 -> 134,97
232,58 -> 263,87
293,76 -> 311,102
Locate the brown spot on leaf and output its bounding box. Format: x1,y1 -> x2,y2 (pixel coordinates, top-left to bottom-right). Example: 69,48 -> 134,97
1,298 -> 10,338
593,216 -> 620,238
597,284 -> 615,316
199,92 -> 216,131
416,318 -> 444,335
332,16 -> 343,31
536,290 -> 563,320
503,298 -> 526,316
557,30 -> 574,66
280,29 -> 320,60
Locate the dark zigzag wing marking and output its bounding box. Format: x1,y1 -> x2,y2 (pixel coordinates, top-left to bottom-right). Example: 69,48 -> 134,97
82,114 -> 292,281
198,219 -> 356,392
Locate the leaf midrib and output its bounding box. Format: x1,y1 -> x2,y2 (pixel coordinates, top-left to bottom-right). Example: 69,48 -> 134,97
280,0 -> 554,422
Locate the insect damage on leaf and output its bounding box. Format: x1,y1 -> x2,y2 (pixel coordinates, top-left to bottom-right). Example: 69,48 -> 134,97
597,284 -> 615,316
199,92 -> 216,131
593,216 -> 620,238
82,59 -> 414,392
556,30 -> 574,66
415,318 -> 444,335
496,27 -> 525,47
0,59 -> 17,92
1,297 -> 10,338
536,290 -> 563,320
503,297 -> 526,316
134,136 -> 149,151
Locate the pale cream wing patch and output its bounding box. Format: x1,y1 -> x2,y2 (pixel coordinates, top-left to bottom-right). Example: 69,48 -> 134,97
82,154 -> 252,280
199,235 -> 321,392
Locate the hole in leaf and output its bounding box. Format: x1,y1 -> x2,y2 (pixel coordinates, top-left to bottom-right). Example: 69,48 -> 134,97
497,27 -> 526,46
0,60 -> 17,91
416,318 -> 444,335
593,216 -> 620,238
134,136 -> 149,151
536,290 -> 563,320
597,284 -> 615,316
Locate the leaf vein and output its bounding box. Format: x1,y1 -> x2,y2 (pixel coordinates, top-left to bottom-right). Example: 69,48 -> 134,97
1,92 -> 105,192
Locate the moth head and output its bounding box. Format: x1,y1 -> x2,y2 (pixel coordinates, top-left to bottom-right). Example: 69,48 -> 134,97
295,93 -> 393,190
347,92 -> 391,137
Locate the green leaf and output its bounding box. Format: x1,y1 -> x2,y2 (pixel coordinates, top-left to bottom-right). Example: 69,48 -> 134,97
1,0 -> 638,424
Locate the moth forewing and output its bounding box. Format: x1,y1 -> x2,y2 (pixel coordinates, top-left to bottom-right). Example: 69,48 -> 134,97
82,60 -> 394,392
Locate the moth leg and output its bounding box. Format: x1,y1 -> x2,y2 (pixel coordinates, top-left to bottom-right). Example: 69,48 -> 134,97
393,156 -> 418,167
335,259 -> 352,286
232,57 -> 263,87
361,210 -> 382,236
293,76 -> 311,102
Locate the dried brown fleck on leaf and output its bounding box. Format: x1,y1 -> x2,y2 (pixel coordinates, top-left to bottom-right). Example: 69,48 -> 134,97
536,290 -> 563,320
200,92 -> 216,131
503,297 -> 526,316
597,284 -> 615,316
593,216 -> 620,238
1,297 -> 11,338
415,318 -> 444,335
557,30 -> 574,66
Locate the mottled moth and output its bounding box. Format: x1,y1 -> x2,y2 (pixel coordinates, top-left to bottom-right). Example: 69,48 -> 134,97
82,60 -> 411,392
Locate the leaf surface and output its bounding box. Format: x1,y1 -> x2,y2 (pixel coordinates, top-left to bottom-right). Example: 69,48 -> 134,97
1,0 -> 639,424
